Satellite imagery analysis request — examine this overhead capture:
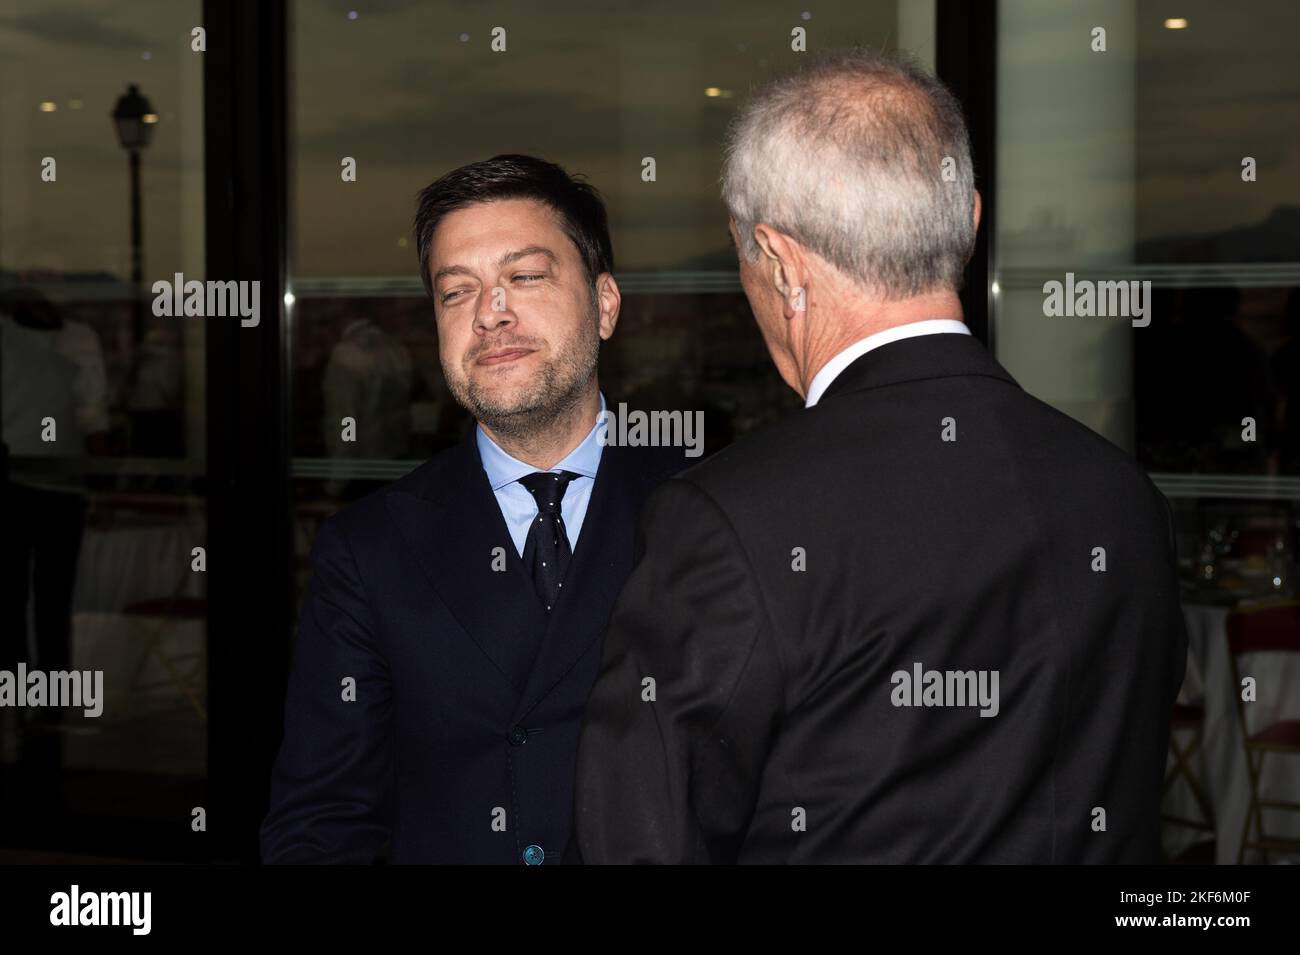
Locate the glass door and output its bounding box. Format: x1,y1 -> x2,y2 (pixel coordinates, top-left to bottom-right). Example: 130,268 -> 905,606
0,0 -> 207,861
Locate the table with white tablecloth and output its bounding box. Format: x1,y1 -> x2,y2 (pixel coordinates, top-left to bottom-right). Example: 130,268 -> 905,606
68,511 -> 206,726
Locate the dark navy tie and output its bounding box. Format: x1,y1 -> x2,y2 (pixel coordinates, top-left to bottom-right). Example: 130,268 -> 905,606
519,470 -> 579,611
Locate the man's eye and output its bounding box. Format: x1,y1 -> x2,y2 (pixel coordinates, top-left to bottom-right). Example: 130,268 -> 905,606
441,289 -> 465,303
514,273 -> 544,283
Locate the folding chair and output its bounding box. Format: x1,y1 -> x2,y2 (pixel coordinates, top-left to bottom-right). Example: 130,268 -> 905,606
1226,600 -> 1300,863
1162,701 -> 1216,840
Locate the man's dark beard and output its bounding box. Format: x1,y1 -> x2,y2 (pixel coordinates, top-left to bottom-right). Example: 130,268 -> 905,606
450,291 -> 600,441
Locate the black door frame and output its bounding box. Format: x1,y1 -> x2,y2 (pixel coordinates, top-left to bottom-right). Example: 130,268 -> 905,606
203,0 -> 292,864
937,0 -> 998,349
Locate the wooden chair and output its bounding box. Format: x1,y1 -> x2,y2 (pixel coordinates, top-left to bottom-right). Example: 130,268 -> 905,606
1162,700 -> 1216,842
1226,601 -> 1300,863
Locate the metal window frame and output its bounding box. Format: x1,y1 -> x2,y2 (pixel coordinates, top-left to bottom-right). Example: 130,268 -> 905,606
936,0 -> 997,350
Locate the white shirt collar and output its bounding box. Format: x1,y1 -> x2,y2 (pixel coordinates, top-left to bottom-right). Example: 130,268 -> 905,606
804,319 -> 972,408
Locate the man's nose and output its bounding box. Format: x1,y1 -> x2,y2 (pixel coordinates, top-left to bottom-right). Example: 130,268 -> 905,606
474,285 -> 515,332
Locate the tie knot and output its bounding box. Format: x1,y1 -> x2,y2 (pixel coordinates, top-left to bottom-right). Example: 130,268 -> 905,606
519,470 -> 579,513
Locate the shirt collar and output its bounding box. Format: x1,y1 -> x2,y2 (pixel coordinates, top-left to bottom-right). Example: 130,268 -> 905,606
805,319 -> 971,408
476,391 -> 606,491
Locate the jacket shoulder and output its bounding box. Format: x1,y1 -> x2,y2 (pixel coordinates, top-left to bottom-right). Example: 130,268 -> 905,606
670,410 -> 812,496
618,441 -> 697,484
319,442 -> 469,540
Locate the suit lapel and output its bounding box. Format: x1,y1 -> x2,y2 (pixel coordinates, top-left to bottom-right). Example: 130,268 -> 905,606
384,430 -> 549,694
509,442 -> 648,723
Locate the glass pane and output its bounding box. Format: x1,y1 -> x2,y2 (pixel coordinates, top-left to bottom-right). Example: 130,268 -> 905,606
0,0 -> 206,860
286,0 -> 935,861
996,0 -> 1300,863
288,1 -> 935,516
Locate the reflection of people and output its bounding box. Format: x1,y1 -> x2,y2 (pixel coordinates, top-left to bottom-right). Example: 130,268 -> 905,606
127,322 -> 183,456
568,50 -> 1188,863
1135,286 -> 1273,472
260,156 -> 686,863
0,287 -> 108,752
320,316 -> 413,497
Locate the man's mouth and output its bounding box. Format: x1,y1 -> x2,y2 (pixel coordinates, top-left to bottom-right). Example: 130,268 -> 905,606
476,347 -> 534,366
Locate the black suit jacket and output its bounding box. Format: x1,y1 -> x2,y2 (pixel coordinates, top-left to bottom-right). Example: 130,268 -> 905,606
567,334 -> 1188,863
260,426 -> 685,863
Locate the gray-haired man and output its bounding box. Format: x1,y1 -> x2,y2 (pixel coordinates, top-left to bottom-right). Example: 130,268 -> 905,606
566,49 -> 1186,864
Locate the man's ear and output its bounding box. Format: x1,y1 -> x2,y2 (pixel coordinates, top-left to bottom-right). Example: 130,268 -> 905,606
753,224 -> 796,299
752,225 -> 811,320
972,189 -> 982,235
595,273 -> 621,341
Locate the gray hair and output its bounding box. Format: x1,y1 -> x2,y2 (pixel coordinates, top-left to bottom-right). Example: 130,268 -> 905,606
721,48 -> 976,299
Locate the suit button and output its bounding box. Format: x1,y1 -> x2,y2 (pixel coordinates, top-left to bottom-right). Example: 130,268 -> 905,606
508,726 -> 528,746
522,844 -> 545,865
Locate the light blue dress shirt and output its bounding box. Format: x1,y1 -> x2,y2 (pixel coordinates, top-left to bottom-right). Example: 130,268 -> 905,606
475,392 -> 606,558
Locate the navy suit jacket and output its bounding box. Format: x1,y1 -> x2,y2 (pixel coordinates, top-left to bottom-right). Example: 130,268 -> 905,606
260,425 -> 687,863
567,336 -> 1187,863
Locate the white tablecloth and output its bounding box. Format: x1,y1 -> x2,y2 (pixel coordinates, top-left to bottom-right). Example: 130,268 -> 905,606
72,518 -> 204,612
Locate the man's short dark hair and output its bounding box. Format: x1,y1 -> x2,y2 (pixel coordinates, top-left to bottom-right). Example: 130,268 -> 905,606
413,154 -> 614,299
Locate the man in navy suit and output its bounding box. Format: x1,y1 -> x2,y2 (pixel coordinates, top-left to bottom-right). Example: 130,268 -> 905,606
261,154 -> 684,864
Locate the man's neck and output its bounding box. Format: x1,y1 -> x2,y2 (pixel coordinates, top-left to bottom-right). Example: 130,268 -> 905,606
795,289 -> 965,398
478,386 -> 602,471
